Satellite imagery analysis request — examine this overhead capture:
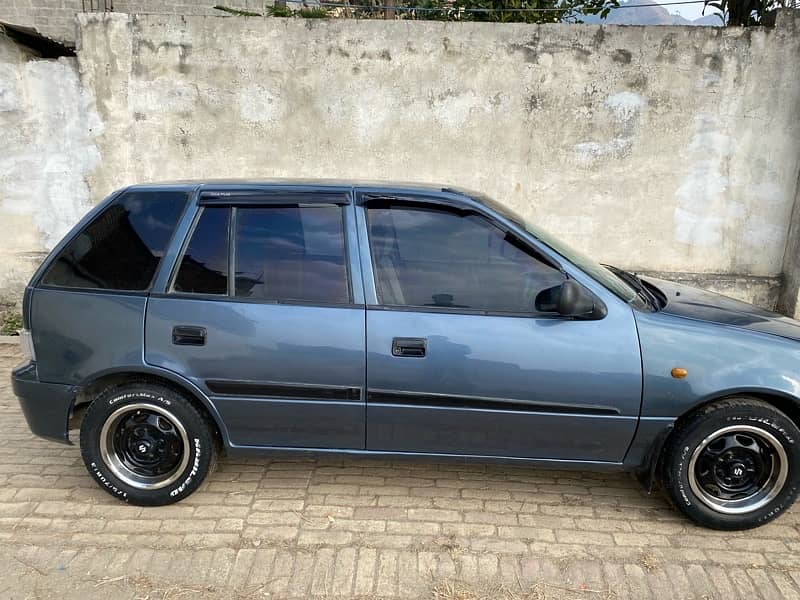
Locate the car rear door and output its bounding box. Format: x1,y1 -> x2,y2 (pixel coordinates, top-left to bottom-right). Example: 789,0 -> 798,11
145,187 -> 367,450
357,192 -> 642,462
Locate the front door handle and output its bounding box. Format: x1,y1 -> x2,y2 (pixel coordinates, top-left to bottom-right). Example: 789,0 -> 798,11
392,337 -> 426,358
173,326 -> 206,346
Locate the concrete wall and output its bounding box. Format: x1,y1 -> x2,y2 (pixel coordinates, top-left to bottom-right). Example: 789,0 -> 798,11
1,13 -> 799,310
0,32 -> 101,306
778,169 -> 800,319
0,0 -> 267,44
0,0 -> 81,44
76,12 -> 800,307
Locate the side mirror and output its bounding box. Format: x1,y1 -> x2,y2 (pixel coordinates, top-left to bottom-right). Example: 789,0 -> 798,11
535,280 -> 607,320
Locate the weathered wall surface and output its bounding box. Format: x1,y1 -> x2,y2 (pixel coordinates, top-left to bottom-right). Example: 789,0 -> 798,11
1,13 -> 799,310
0,0 -> 80,44
0,0 -> 268,44
0,33 -> 101,305
778,169 -> 800,319
74,12 -> 800,307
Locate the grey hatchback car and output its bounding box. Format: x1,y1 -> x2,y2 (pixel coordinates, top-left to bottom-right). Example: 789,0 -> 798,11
12,180 -> 800,530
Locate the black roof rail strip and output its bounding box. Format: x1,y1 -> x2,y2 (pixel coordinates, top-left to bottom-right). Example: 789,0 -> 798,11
198,190 -> 351,206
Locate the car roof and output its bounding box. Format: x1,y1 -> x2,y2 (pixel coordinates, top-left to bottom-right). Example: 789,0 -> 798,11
122,178 -> 504,218
125,178 -> 467,195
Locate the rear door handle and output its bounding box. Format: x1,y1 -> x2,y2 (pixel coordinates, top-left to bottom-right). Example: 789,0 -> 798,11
173,326 -> 206,346
392,337 -> 426,358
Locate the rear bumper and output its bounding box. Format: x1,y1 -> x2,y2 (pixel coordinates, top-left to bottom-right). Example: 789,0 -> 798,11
11,362 -> 75,445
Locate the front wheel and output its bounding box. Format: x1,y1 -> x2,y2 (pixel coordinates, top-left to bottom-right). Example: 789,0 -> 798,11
79,382 -> 217,505
661,398 -> 800,530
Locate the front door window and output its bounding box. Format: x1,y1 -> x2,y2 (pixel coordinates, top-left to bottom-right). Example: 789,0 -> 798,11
366,202 -> 564,313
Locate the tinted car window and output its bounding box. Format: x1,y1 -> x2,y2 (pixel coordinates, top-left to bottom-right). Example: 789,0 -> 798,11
173,207 -> 230,295
235,205 -> 349,304
42,190 -> 188,291
367,203 -> 564,313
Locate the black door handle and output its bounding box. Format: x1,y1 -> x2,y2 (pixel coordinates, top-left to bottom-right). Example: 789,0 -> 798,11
173,326 -> 206,346
392,337 -> 426,357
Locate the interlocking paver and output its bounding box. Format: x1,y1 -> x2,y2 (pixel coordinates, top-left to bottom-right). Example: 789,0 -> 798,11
1,345 -> 800,598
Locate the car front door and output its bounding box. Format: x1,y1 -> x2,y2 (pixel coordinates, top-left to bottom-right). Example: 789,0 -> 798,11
358,193 -> 642,462
145,189 -> 367,450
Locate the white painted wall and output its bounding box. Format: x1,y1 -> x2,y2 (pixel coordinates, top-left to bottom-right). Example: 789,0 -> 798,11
1,13 -> 800,311
0,34 -> 102,301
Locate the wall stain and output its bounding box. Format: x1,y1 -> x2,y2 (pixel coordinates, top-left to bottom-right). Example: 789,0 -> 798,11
626,72 -> 648,90
132,40 -> 192,75
508,35 -> 539,63
526,94 -> 542,112
571,45 -> 592,63
510,35 -> 594,64
612,49 -> 632,64
442,36 -> 459,56
177,126 -> 191,157
358,49 -> 392,61
327,45 -> 350,58
695,51 -> 723,73
592,28 -> 605,49
657,34 -> 678,62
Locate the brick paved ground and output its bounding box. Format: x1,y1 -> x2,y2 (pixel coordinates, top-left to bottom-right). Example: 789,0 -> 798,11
1,342 -> 800,599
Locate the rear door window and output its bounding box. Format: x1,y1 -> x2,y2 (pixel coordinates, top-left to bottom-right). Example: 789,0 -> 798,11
234,205 -> 350,304
41,190 -> 188,291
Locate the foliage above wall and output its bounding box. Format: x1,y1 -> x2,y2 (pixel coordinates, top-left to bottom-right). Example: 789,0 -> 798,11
702,0 -> 794,25
214,0 -> 622,24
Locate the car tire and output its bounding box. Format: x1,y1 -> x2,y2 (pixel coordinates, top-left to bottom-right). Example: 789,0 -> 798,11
661,397 -> 800,530
79,381 -> 217,506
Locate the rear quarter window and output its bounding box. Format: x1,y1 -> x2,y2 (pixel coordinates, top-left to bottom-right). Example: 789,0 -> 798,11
41,190 -> 189,291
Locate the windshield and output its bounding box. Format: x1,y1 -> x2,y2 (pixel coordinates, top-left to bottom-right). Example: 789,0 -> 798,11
472,193 -> 639,303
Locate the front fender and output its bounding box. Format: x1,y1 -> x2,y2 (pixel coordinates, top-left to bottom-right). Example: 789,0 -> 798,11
635,311 -> 800,419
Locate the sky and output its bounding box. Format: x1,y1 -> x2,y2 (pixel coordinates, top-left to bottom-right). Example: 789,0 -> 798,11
666,2 -> 718,20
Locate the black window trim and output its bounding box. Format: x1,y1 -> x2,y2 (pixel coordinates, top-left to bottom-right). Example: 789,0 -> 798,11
168,202 -> 355,307
37,188 -> 193,295
199,190 -> 351,206
362,197 -> 568,318
36,284 -> 151,298
228,206 -> 237,297
364,303 -> 568,320
151,291 -> 365,309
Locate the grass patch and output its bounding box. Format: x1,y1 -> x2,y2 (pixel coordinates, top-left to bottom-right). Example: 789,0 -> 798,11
0,312 -> 22,336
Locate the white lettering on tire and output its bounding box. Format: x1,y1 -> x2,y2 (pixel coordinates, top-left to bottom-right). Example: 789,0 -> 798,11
169,438 -> 202,498
90,461 -> 128,499
108,392 -> 171,407
676,445 -> 692,506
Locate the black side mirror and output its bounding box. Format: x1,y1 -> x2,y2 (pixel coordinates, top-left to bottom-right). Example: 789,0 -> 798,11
535,280 -> 607,320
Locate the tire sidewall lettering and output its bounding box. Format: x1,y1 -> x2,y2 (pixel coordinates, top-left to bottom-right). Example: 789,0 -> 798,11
169,438 -> 202,498
89,461 -> 128,499
675,444 -> 694,507
82,385 -> 212,506
670,406 -> 800,529
108,392 -> 171,407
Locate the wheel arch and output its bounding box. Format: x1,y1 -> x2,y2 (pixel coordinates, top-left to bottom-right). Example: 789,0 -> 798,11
640,389 -> 800,491
75,366 -> 231,448
673,389 -> 800,436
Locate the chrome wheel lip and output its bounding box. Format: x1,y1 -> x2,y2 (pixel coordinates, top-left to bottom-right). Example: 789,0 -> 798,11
688,424 -> 788,515
99,402 -> 190,491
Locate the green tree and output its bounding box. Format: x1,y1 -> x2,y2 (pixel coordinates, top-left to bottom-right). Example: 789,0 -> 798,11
703,0 -> 794,25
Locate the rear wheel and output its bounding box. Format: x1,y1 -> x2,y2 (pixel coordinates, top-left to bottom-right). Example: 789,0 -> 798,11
661,398 -> 800,530
80,382 -> 217,505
